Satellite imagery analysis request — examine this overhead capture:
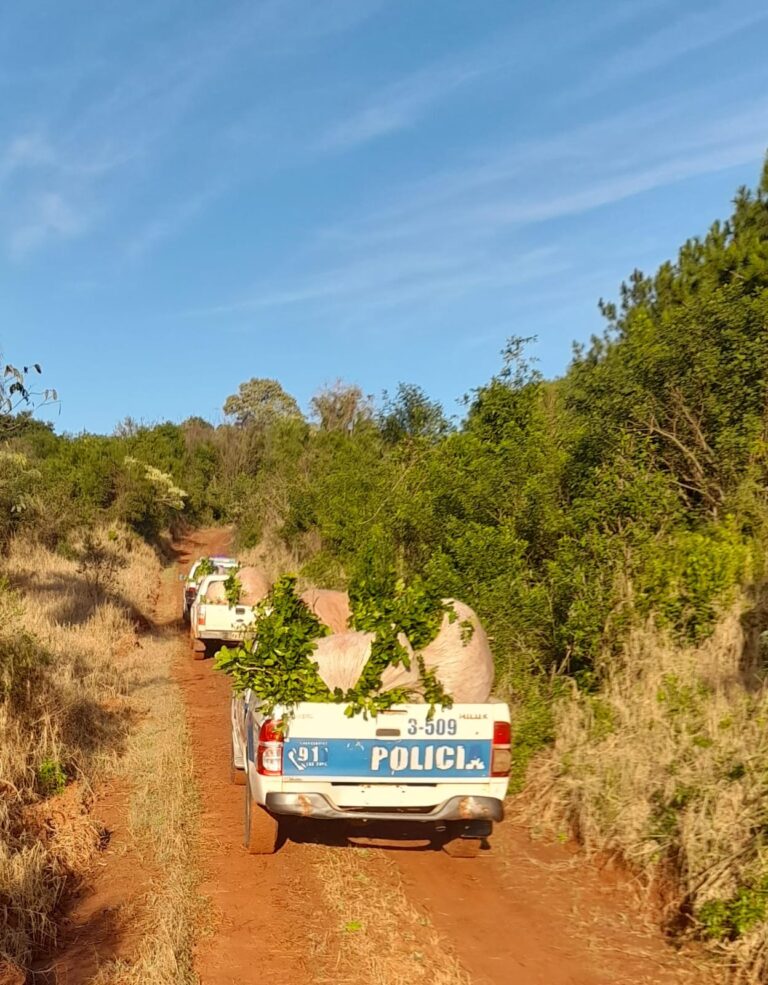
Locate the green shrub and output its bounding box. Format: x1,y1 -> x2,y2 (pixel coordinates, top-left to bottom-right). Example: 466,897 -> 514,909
36,757 -> 67,797
636,524 -> 750,642
699,876 -> 768,940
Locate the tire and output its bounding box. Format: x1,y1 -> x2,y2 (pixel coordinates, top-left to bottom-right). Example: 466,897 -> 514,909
440,836 -> 482,858
231,735 -> 246,786
244,774 -> 280,855
191,638 -> 206,661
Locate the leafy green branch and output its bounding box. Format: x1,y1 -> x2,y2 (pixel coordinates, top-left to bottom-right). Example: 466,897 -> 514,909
215,571 -> 455,720
196,557 -> 216,579
224,568 -> 243,607
214,575 -> 332,717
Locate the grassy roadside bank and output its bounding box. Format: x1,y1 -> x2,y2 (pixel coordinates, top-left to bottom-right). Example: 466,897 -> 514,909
520,596 -> 768,982
95,565 -> 201,985
0,529 -> 201,984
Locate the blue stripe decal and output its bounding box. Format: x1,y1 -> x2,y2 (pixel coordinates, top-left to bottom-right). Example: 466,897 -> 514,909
283,738 -> 491,778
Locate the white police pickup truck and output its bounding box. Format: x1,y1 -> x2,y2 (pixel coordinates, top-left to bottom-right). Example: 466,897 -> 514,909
182,556 -> 238,623
189,573 -> 255,659
231,696 -> 511,857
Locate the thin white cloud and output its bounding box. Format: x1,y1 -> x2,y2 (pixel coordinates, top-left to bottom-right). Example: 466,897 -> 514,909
0,133 -> 54,180
317,0 -> 670,154
320,63 -> 486,151
0,128 -> 132,257
570,2 -> 768,100
190,82 -> 768,326
315,86 -> 768,250
483,140 -> 767,226
187,245 -> 564,318
1,0 -> 384,261
124,185 -> 224,260
9,192 -> 87,258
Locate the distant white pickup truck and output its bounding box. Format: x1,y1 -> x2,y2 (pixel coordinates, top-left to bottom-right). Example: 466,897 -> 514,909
231,695 -> 511,857
182,556 -> 238,623
189,573 -> 255,659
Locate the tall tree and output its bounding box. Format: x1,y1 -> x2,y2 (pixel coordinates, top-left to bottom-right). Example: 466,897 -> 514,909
379,383 -> 450,443
310,380 -> 373,432
223,378 -> 302,429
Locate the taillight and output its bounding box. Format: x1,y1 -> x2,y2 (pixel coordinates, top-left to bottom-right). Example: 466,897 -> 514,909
491,720 -> 511,777
257,719 -> 284,776
197,609 -> 205,626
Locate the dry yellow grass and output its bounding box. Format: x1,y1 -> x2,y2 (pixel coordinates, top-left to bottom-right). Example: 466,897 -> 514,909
0,525 -> 200,982
93,565 -> 201,985
521,602 -> 768,982
306,844 -> 469,985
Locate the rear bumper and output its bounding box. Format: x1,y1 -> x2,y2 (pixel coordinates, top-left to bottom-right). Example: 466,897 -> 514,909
264,792 -> 504,824
197,629 -> 248,642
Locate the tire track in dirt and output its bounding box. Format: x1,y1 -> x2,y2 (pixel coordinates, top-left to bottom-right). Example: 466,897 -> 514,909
170,530 -> 323,985
392,833 -> 708,985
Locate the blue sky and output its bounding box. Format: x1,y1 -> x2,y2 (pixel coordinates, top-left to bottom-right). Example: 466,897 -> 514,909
3,0 -> 768,433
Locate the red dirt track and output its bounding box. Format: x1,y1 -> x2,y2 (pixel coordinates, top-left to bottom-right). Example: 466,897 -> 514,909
174,529 -> 711,985
170,529 -> 318,985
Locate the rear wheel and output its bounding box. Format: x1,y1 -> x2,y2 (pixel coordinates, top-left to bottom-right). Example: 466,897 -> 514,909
230,735 -> 246,786
244,775 -> 280,854
191,638 -> 206,661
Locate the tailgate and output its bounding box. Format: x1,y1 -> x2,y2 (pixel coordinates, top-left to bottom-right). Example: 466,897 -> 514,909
201,603 -> 254,632
282,704 -> 500,781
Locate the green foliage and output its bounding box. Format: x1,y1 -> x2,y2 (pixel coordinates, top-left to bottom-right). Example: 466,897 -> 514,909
223,377 -> 303,429
699,876 -> 768,940
347,557 -> 453,718
214,576 -> 332,716
0,450 -> 41,547
1,413 -> 245,543
223,568 -> 242,607
349,568 -> 446,653
196,557 -> 216,579
37,757 -> 67,797
636,524 -> 750,642
379,383 -> 451,443
214,572 -> 455,720
507,672 -> 557,791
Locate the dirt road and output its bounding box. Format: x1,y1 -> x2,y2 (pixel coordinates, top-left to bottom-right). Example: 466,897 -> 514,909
172,529 -> 711,985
